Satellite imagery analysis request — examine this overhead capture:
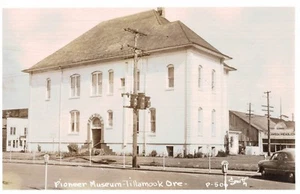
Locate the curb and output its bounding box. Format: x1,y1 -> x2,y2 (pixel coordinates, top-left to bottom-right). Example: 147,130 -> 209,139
3,160 -> 259,177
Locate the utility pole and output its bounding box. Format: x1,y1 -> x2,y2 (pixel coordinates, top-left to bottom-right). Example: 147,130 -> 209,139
124,28 -> 147,168
262,91 -> 273,156
246,103 -> 254,147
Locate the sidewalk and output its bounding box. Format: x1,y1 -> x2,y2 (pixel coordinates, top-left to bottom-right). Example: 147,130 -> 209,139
2,158 -> 260,177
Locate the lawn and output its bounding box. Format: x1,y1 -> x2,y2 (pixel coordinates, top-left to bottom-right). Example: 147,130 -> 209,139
3,152 -> 267,171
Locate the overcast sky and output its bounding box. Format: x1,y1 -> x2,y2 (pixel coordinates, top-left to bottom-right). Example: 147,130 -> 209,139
2,6 -> 296,119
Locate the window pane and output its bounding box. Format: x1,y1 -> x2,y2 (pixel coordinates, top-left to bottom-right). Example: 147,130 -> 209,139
98,73 -> 102,95
168,66 -> 174,88
76,76 -> 80,96
198,67 -> 202,88
92,74 -> 96,95
109,71 -> 114,94
71,112 -> 75,132
137,71 -> 140,91
151,108 -> 156,133
198,108 -> 203,135
76,111 -> 80,132
71,77 -> 75,96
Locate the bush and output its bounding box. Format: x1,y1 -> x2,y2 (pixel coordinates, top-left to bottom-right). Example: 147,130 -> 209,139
175,153 -> 183,158
67,143 -> 79,153
194,152 -> 204,158
186,154 -> 194,158
216,150 -> 227,157
150,150 -> 157,157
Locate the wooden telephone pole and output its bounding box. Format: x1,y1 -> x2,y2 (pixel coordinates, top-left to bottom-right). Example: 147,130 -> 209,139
262,91 -> 273,156
124,28 -> 147,168
246,103 -> 254,146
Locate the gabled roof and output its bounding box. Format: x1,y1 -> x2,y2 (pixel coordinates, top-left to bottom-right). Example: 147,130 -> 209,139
23,9 -> 232,73
230,110 -> 295,132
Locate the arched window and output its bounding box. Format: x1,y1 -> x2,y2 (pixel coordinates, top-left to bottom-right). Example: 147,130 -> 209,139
212,70 -> 216,90
108,70 -> 114,94
107,110 -> 113,127
198,66 -> 202,88
92,118 -> 101,128
211,109 -> 216,136
198,107 -> 203,135
46,78 -> 51,100
150,108 -> 156,133
70,110 -> 80,132
91,71 -> 102,96
70,74 -> 80,97
167,64 -> 174,88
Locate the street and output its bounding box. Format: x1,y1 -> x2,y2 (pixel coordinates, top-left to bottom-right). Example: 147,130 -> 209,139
3,163 -> 295,190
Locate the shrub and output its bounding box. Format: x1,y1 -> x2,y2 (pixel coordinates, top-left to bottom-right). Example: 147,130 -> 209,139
150,150 -> 157,157
186,154 -> 194,158
194,152 -> 204,158
175,153 -> 183,158
216,150 -> 227,157
67,143 -> 79,153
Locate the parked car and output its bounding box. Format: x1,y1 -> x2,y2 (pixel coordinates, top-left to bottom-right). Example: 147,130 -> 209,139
258,148 -> 295,182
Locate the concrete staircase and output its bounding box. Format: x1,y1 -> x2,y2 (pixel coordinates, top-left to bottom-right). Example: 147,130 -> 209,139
101,143 -> 116,155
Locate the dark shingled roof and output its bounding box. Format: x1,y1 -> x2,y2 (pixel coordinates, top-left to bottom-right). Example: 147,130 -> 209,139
24,9 -> 231,73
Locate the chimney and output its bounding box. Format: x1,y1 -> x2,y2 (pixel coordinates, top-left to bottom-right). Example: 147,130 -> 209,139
157,7 -> 165,17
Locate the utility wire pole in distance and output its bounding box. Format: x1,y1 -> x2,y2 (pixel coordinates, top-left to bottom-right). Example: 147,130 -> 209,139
124,28 -> 149,168
262,91 -> 273,156
245,103 -> 254,147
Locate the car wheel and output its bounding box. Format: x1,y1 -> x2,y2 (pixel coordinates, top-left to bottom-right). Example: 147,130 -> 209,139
287,172 -> 295,183
261,168 -> 267,178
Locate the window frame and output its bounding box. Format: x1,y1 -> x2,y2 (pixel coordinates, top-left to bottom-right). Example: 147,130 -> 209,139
70,110 -> 80,133
150,108 -> 156,133
167,64 -> 174,89
108,70 -> 114,95
107,110 -> 113,128
91,71 -> 103,96
198,107 -> 203,136
70,74 -> 80,98
211,109 -> 216,137
198,65 -> 202,89
46,78 -> 51,100
137,70 -> 140,91
212,69 -> 216,91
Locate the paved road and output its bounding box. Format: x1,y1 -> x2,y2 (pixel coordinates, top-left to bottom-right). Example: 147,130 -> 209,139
3,163 -> 295,190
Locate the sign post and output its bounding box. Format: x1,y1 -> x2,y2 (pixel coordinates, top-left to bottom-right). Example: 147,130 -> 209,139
221,160 -> 229,190
44,154 -> 49,190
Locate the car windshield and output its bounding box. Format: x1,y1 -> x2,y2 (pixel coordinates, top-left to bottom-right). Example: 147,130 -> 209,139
270,153 -> 278,160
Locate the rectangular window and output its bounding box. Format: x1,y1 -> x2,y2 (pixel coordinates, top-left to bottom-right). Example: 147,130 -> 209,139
168,66 -> 174,88
8,140 -> 11,146
137,112 -> 139,133
137,71 -> 140,91
46,79 -> 51,99
108,71 -> 114,94
92,72 -> 102,96
13,127 -> 16,135
212,70 -> 216,90
16,140 -> 18,148
71,111 -> 80,132
198,108 -> 203,136
211,110 -> 216,136
24,128 -> 27,135
108,110 -> 113,127
150,108 -> 156,133
198,66 -> 202,88
13,140 -> 15,148
121,78 -> 125,87
10,127 -> 13,135
71,75 -> 80,97
20,140 -> 22,147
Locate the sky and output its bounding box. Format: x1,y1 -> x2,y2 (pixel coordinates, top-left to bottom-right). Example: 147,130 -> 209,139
1,2 -> 297,120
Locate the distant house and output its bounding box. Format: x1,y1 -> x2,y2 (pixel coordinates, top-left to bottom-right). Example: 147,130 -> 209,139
23,8 -> 236,156
2,109 -> 28,152
229,110 -> 295,155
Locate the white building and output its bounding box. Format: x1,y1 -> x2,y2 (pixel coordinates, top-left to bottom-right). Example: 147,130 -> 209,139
6,118 -> 28,152
23,9 -> 236,156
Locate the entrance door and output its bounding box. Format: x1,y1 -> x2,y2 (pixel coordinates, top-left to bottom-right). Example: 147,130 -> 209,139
92,118 -> 102,148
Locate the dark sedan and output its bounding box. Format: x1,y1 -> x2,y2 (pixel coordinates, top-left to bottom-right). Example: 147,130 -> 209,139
258,148 -> 295,182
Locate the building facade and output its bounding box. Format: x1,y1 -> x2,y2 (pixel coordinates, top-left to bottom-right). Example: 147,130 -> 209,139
24,9 -> 235,156
6,118 -> 28,152
229,110 -> 295,155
